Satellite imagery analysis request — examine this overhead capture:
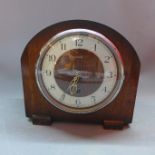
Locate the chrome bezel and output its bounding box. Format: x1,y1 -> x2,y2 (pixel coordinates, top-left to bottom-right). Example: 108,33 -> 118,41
35,29 -> 125,114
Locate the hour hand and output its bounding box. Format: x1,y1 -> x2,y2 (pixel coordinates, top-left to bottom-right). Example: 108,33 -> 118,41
67,73 -> 80,95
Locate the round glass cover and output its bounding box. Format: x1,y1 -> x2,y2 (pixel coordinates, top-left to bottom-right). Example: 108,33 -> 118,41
36,29 -> 124,113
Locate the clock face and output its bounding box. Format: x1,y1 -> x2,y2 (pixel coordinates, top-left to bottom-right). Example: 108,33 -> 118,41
36,29 -> 124,113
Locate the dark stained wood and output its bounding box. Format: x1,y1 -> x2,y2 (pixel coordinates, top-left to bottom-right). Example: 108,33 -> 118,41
21,20 -> 140,129
103,120 -> 124,129
32,114 -> 53,125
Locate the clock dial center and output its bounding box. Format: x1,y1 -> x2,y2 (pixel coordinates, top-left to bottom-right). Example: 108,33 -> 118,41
54,49 -> 104,97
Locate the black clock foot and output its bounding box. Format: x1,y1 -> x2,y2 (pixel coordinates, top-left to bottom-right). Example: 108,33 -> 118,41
103,120 -> 124,129
32,114 -> 52,125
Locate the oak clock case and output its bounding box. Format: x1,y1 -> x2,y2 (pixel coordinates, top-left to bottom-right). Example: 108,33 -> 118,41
21,20 -> 140,129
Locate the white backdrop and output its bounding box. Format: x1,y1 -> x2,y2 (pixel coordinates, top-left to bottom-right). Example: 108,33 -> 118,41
0,0 -> 155,155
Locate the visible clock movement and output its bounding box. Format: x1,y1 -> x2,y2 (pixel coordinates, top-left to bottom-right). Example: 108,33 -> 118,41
21,20 -> 140,129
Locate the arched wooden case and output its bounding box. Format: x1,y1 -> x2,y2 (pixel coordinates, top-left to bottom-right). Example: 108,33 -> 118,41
21,20 -> 140,129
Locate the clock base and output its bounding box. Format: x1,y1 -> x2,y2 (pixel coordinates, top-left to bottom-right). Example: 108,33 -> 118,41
31,115 -> 126,129
32,115 -> 53,125
103,120 -> 124,129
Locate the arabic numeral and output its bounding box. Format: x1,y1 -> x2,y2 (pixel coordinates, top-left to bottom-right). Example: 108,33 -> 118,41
61,43 -> 66,50
75,39 -> 83,47
45,70 -> 52,76
104,86 -> 107,92
94,44 -> 97,51
91,96 -> 96,104
50,84 -> 55,89
107,71 -> 113,78
49,54 -> 56,62
104,56 -> 111,63
75,99 -> 81,106
59,94 -> 65,101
